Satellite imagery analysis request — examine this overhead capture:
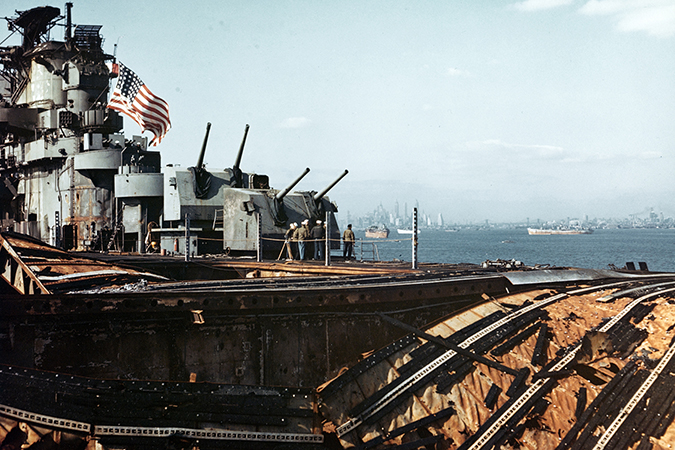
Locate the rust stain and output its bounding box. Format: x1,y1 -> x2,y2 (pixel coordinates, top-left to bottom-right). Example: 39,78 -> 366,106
320,282 -> 675,449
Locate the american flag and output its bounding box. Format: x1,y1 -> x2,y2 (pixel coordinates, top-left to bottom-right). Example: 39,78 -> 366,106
107,63 -> 171,146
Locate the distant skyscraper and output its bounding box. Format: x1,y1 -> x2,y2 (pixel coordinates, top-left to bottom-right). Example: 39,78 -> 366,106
438,213 -> 444,227
394,200 -> 399,218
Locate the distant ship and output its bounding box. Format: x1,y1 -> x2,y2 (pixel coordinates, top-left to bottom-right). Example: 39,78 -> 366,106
397,228 -> 420,235
527,227 -> 593,235
365,225 -> 389,238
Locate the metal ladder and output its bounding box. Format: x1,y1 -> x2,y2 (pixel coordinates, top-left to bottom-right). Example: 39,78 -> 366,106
106,203 -> 125,251
212,209 -> 224,230
358,239 -> 380,261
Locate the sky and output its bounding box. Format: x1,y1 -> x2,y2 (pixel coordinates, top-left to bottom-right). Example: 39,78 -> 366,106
3,0 -> 675,224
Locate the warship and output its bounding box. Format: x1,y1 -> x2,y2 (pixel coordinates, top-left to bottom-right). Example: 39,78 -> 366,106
0,4 -> 345,260
2,4 -> 675,450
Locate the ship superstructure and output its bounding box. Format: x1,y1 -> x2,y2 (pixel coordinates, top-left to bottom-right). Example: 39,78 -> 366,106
0,4 -> 161,251
0,5 -> 345,257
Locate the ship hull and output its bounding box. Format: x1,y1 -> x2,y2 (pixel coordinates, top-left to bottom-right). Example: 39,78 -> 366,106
365,230 -> 389,238
397,229 -> 420,235
527,227 -> 593,235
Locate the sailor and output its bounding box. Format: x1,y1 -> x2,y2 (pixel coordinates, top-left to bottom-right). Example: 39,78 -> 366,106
311,220 -> 325,260
296,219 -> 311,260
145,221 -> 159,253
343,223 -> 355,260
284,223 -> 297,260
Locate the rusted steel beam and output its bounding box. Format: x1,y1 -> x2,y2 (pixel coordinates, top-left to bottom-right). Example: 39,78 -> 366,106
0,233 -> 50,295
0,364 -> 323,445
1,263 -> 504,388
0,272 -> 508,317
190,259 -> 415,276
377,312 -> 520,376
0,232 -> 166,294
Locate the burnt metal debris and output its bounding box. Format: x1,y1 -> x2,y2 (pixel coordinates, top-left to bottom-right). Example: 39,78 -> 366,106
0,231 -> 166,294
4,230 -> 675,448
0,364 -> 322,448
318,278 -> 675,450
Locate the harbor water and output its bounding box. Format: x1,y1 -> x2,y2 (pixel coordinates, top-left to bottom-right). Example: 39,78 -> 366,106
352,228 -> 675,273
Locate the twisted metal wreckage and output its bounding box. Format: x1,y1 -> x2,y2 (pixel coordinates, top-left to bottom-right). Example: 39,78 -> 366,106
4,230 -> 675,449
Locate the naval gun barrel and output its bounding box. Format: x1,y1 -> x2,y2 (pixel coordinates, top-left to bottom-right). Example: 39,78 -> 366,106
233,124 -> 249,171
196,122 -> 211,169
276,168 -> 310,201
313,169 -> 348,201
66,2 -> 73,40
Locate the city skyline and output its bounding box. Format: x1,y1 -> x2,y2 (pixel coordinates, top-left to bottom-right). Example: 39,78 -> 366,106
343,200 -> 672,228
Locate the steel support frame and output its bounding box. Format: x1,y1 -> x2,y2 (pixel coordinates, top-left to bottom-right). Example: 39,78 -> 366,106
0,234 -> 50,294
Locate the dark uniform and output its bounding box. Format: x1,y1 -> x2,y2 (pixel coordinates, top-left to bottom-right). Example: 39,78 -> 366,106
310,220 -> 325,260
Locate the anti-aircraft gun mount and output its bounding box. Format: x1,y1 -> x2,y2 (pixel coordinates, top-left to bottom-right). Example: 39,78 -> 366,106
271,167 -> 311,226
159,122 -> 345,258
222,167 -> 347,259
158,123 -> 267,256
312,168 -> 348,218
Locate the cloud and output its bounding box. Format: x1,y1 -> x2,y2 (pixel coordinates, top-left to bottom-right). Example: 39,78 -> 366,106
446,67 -> 470,77
512,0 -> 575,12
639,151 -> 663,159
278,117 -> 311,128
468,139 -> 565,158
579,0 -> 675,37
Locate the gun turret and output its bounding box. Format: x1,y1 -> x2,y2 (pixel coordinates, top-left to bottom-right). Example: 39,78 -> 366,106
313,169 -> 348,202
232,124 -> 249,188
276,168 -> 310,202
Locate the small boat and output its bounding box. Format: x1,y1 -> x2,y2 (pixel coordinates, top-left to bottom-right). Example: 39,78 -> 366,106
397,228 -> 420,235
527,227 -> 593,235
365,225 -> 390,238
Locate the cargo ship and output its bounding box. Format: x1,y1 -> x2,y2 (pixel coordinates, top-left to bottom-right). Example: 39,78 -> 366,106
527,227 -> 593,235
365,225 -> 389,238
